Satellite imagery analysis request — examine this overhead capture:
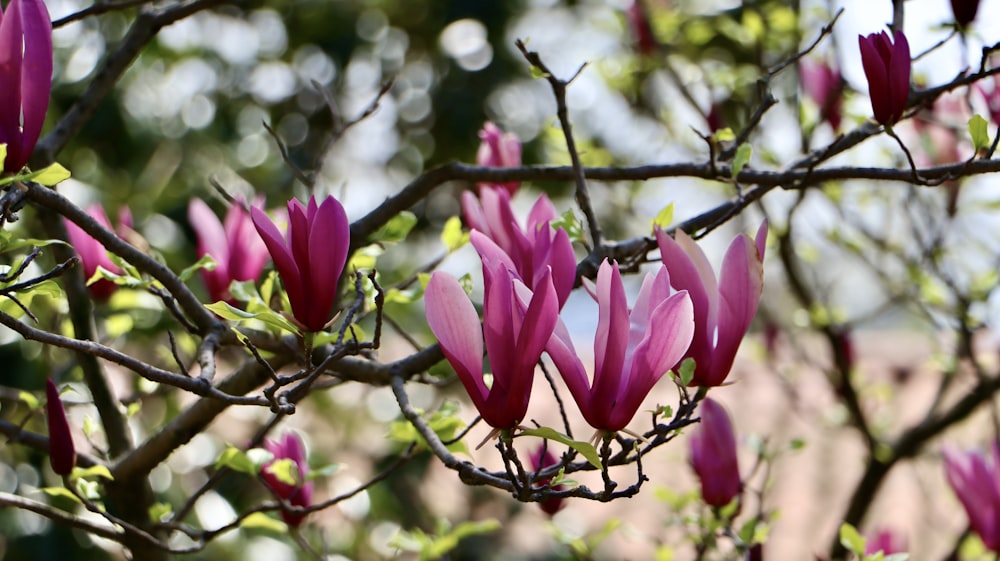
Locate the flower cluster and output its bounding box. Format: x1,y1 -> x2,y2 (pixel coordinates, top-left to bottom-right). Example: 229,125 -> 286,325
426,123 -> 767,508
188,198 -> 269,304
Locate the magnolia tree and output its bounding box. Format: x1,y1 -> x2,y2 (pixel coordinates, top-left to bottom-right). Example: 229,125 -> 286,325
3,0 -> 1000,559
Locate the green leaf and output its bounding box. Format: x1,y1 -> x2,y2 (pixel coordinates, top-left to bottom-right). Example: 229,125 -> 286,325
677,357 -> 696,386
215,445 -> 257,475
372,211 -> 417,243
969,114 -> 990,152
38,486 -> 82,504
178,254 -> 217,282
0,233 -> 69,254
72,465 -> 114,481
25,163 -> 72,186
441,216 -> 469,252
715,127 -> 736,142
518,427 -> 602,469
650,202 -> 675,230
263,458 -> 299,486
18,390 -> 39,410
385,285 -> 424,304
348,244 -> 383,270
731,143 -> 752,179
882,554 -> 910,561
839,522 -> 866,556
387,401 -> 470,456
240,512 -> 287,533
206,301 -> 301,335
550,210 -> 584,244
308,463 -> 341,480
148,502 -> 173,523
391,519 -> 501,561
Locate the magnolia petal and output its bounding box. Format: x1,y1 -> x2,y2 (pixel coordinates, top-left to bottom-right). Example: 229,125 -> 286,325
470,230 -> 518,274
496,271 -> 558,428
630,290 -> 695,389
545,227 -> 576,309
591,261 -> 629,406
526,193 -> 557,232
608,291 -> 695,430
227,200 -> 270,283
18,0 -> 51,170
188,199 -> 229,268
690,398 -> 741,507
286,198 -> 311,270
860,33 -> 891,124
305,195 -> 349,330
656,228 -> 715,334
712,233 -> 765,386
545,317 -> 593,420
482,260 -> 518,386
514,267 -> 559,374
425,272 -> 488,404
188,199 -> 232,301
251,206 -> 302,312
478,187 -> 516,255
45,378 -> 76,476
461,191 -> 490,235
0,0 -> 24,164
888,30 -> 911,122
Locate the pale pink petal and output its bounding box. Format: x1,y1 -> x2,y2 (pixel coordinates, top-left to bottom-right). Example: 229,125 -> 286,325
526,194 -> 557,232
425,272 -> 487,403
712,233 -> 765,385
462,191 -> 489,235
591,261 -> 629,403
188,199 -> 229,266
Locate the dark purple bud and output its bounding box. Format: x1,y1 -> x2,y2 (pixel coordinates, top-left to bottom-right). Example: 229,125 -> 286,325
45,378 -> 76,476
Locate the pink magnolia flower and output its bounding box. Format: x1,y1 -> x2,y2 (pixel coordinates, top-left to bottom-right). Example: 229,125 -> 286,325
250,195 -> 349,333
978,75 -> 1000,125
188,198 -> 269,304
626,1 -> 657,55
64,205 -> 133,301
943,443 -> 1000,551
865,528 -> 907,556
529,445 -> 565,516
800,59 -> 843,131
690,398 -> 740,507
45,378 -> 75,476
463,190 -> 575,308
655,222 -> 767,387
476,122 -> 522,195
425,255 -> 559,430
0,0 -> 51,173
261,433 -> 313,527
859,30 -> 911,126
546,260 -> 695,432
951,0 -> 981,28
